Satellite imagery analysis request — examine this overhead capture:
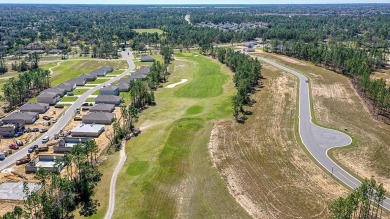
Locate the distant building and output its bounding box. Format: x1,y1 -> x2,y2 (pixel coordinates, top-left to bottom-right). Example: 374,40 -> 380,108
20,102 -> 49,114
140,55 -> 155,62
95,95 -> 123,105
2,112 -> 39,124
89,66 -> 114,77
82,112 -> 115,125
79,73 -> 97,81
99,85 -> 119,96
71,124 -> 105,137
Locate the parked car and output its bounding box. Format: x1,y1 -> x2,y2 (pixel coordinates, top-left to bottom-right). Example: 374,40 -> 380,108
89,103 -> 93,106
132,129 -> 141,137
40,128 -> 48,133
14,132 -> 23,137
82,103 -> 89,107
42,116 -> 50,120
42,136 -> 49,143
81,107 -> 89,111
67,93 -> 74,96
32,128 -> 39,132
74,117 -> 82,121
16,140 -> 23,146
28,145 -> 38,153
55,105 -> 64,108
52,119 -> 57,123
9,143 -> 19,150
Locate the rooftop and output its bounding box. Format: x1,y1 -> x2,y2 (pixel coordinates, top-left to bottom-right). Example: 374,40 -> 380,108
20,102 -> 49,110
3,111 -> 38,121
90,104 -> 115,111
71,124 -> 105,133
100,85 -> 119,91
95,95 -> 123,102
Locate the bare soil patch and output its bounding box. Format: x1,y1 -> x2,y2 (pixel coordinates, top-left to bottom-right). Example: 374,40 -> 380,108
209,67 -> 347,218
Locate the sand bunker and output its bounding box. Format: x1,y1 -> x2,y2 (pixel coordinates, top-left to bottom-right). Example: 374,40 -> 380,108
166,79 -> 188,88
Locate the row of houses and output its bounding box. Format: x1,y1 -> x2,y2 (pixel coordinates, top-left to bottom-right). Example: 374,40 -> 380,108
37,65 -> 114,105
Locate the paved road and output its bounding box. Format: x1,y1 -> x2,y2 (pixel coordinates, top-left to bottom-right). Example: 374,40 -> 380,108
254,55 -> 390,210
0,49 -> 135,170
104,140 -> 127,219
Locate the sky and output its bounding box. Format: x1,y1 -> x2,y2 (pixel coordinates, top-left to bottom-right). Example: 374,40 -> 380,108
0,0 -> 389,4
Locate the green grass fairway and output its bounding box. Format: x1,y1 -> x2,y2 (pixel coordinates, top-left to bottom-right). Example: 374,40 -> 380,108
132,28 -> 164,34
174,53 -> 228,98
105,52 -> 250,219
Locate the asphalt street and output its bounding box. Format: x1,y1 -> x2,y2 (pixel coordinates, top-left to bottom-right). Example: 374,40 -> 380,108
0,49 -> 135,170
254,55 -> 390,210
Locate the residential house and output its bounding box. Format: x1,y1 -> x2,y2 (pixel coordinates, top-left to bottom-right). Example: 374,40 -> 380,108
0,122 -> 24,138
67,77 -> 87,86
55,82 -> 76,92
25,155 -> 64,173
2,112 -> 39,124
117,82 -> 130,92
20,103 -> 49,114
54,137 -> 92,153
42,87 -> 66,97
90,104 -> 115,113
140,55 -> 155,62
37,91 -> 60,105
79,73 -> 97,81
71,124 -> 105,138
99,85 -> 119,96
95,95 -> 123,105
82,112 -> 115,125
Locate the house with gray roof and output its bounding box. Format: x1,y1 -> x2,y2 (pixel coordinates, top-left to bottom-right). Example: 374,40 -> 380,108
71,124 -> 105,137
89,66 -> 114,77
90,104 -> 115,113
37,91 -> 60,105
100,85 -> 119,96
95,95 -> 123,105
67,77 -> 87,86
55,82 -> 76,92
2,112 -> 39,124
137,66 -> 151,75
117,83 -> 130,92
118,77 -> 132,84
82,112 -> 115,125
79,73 -> 97,81
42,87 -> 66,97
130,73 -> 147,80
140,55 -> 155,62
20,103 -> 49,114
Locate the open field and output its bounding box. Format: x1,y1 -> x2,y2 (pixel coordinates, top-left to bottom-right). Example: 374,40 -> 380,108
132,28 -> 164,34
209,62 -> 349,218
101,52 -> 252,218
252,50 -> 390,192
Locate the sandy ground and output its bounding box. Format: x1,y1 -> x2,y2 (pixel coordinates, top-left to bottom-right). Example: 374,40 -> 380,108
166,79 -> 188,88
208,65 -> 347,218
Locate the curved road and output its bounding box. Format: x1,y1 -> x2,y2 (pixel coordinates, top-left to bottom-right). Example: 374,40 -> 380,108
254,56 -> 390,210
0,49 -> 135,170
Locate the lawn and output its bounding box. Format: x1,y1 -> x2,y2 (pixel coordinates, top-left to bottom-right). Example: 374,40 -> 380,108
85,98 -> 96,102
72,88 -> 90,95
49,59 -> 128,86
119,92 -> 131,105
90,52 -> 251,218
86,78 -> 111,85
107,70 -> 124,75
132,28 -> 164,34
60,96 -> 78,102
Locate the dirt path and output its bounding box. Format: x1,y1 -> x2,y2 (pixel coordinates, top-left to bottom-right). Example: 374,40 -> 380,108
166,79 -> 188,88
49,60 -> 64,75
104,140 -> 127,219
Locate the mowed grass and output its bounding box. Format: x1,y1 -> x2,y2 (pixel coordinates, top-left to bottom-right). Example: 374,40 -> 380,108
86,78 -> 111,85
47,59 -> 128,86
72,88 -> 90,95
132,28 -> 164,34
60,96 -> 78,102
107,52 -> 250,218
174,53 -> 228,98
253,50 -> 390,191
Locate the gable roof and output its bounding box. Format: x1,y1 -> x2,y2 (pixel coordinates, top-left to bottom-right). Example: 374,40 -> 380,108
140,55 -> 155,62
3,111 -> 38,121
55,82 -> 75,90
95,95 -> 123,102
116,83 -> 130,90
100,85 -> 119,92
136,66 -> 151,75
90,104 -> 115,112
38,91 -> 59,98
20,103 -> 49,111
42,87 -> 65,95
83,112 -> 115,121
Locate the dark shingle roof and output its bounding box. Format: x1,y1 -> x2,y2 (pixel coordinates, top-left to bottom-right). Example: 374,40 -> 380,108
3,112 -> 38,121
95,95 -> 123,103
83,112 -> 114,122
140,55 -> 155,62
20,103 -> 49,111
90,104 -> 115,112
100,85 -> 119,92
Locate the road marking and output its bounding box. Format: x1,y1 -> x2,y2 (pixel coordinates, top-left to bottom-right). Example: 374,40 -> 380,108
337,171 -> 360,187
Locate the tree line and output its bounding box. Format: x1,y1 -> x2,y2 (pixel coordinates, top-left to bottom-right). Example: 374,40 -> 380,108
329,177 -> 386,219
214,48 -> 262,122
0,140 -> 102,219
2,68 -> 50,109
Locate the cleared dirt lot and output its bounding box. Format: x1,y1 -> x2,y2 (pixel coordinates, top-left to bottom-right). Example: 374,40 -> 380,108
253,51 -> 390,193
209,64 -> 348,218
